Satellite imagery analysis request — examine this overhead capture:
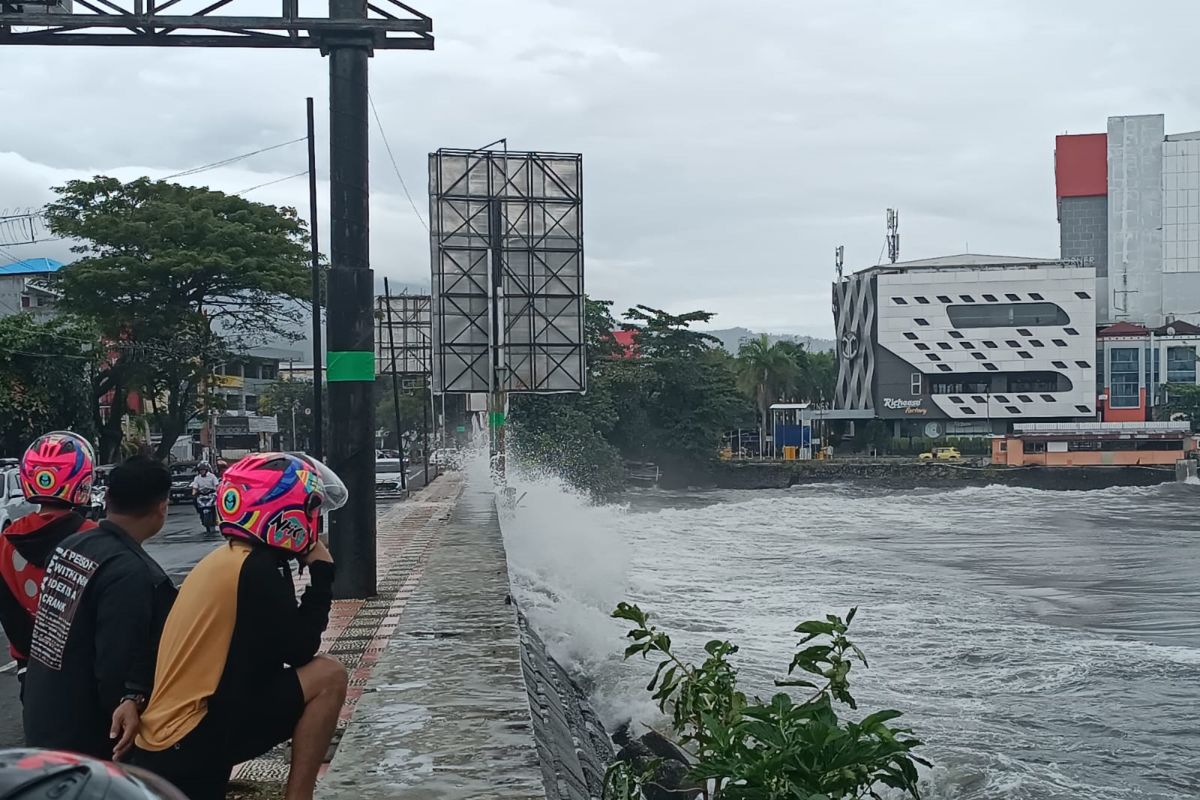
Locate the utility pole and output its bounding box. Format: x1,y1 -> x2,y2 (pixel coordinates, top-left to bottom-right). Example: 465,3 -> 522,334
0,2 -> 433,601
325,0 -> 377,598
306,97 -> 325,462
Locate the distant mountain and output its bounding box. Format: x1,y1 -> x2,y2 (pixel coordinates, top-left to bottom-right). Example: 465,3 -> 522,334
706,327 -> 835,355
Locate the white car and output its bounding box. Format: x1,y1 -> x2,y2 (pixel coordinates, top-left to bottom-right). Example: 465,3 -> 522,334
0,468 -> 36,532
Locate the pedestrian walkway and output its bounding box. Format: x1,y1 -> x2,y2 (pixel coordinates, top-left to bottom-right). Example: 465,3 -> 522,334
231,473 -> 462,784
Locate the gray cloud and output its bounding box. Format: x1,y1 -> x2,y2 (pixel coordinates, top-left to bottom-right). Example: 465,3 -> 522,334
3,0 -> 1200,336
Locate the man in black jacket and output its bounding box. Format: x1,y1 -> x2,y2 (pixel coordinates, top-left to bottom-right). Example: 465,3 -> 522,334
22,457 -> 176,760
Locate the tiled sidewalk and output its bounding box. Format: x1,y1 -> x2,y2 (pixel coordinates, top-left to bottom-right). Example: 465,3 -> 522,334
232,474 -> 463,783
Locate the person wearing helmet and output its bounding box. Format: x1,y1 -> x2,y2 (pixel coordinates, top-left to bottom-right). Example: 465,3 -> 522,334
0,748 -> 188,800
131,453 -> 348,800
23,457 -> 176,761
0,432 -> 99,690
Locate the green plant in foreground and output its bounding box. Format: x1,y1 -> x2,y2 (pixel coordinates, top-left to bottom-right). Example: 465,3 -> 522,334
605,603 -> 928,800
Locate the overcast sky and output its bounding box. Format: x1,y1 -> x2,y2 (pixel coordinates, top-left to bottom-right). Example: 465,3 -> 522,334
3,0 -> 1200,337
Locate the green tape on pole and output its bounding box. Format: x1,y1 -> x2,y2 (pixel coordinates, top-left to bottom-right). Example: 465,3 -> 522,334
489,411 -> 506,428
326,351 -> 375,382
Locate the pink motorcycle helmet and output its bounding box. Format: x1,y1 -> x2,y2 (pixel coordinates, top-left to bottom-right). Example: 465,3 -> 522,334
19,431 -> 95,508
217,453 -> 346,556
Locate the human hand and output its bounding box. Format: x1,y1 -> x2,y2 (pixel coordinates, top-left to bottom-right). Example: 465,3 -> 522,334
304,540 -> 333,565
110,699 -> 140,761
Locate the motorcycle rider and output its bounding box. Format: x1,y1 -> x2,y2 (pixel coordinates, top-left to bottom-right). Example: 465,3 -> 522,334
0,432 -> 98,690
131,453 -> 348,800
190,463 -> 219,534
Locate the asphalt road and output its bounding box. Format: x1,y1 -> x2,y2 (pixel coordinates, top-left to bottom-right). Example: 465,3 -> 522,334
0,466 -> 430,749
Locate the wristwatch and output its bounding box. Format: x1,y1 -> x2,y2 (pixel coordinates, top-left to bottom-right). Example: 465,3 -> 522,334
120,693 -> 148,711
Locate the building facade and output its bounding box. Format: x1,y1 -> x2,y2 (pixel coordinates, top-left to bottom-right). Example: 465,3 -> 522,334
991,421 -> 1194,467
1056,114 -> 1200,327
833,255 -> 1097,437
0,258 -> 64,320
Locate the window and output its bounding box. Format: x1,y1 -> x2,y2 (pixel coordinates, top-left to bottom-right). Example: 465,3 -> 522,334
1109,347 -> 1140,408
1076,360 -> 1091,369
938,342 -> 952,350
971,395 -> 985,403
1041,394 -> 1056,402
1064,327 -> 1079,335
994,395 -> 1009,403
936,295 -> 952,303
893,297 -> 908,305
1029,339 -> 1044,347
1167,346 -> 1197,383
1005,406 -> 1021,414
903,332 -> 919,340
998,441 -> 1007,452
947,302 -> 1069,329
962,407 -> 977,415
245,395 -> 259,412
937,364 -> 952,372
949,396 -> 964,404
959,294 -> 975,303
982,294 -> 998,302
927,354 -> 941,362
1075,291 -> 1091,299
911,372 -> 922,396
914,296 -> 929,304
20,296 -> 30,308
960,341 -> 975,349
1017,329 -> 1033,337
1052,339 -> 1067,347
1017,395 -> 1033,403
971,352 -> 986,360
1029,292 -> 1044,301
1018,351 -> 1033,359
1052,360 -> 1068,369
1004,340 -> 1019,348
948,331 -> 964,339
1005,293 -> 1021,301
1075,405 -> 1092,414
983,341 -> 997,348
983,363 -> 998,371
915,318 -> 929,326
915,343 -> 930,351
1008,373 -> 1063,393
1067,440 -> 1102,452
1026,441 -> 1047,453
261,365 -> 277,380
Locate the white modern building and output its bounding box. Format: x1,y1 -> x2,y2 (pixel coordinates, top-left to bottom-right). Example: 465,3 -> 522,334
0,258 -> 63,321
833,254 -> 1097,437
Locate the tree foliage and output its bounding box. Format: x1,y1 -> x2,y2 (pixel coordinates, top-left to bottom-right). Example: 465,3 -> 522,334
0,314 -> 98,457
1158,383 -> 1200,431
259,379 -> 326,452
606,603 -> 928,800
47,176 -> 312,461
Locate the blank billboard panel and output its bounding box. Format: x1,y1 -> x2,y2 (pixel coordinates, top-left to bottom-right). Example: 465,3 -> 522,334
429,148 -> 585,394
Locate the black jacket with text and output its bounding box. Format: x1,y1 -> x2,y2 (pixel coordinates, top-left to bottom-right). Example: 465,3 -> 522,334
22,520 -> 176,759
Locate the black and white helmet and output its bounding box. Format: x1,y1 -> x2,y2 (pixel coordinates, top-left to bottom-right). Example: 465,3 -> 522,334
0,750 -> 186,800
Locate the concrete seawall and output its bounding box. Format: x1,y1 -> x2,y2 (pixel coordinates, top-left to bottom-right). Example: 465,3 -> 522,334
320,476 -> 611,800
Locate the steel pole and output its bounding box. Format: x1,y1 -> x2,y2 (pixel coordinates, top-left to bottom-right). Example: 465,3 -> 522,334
326,0 -> 376,599
307,97 -> 325,461
383,278 -> 407,490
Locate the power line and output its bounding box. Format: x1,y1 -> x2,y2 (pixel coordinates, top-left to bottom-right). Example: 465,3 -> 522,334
164,137 -> 307,181
235,170 -> 308,196
367,91 -> 430,233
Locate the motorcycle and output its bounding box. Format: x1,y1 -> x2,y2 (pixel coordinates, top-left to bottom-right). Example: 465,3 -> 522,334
87,485 -> 106,521
195,487 -> 217,535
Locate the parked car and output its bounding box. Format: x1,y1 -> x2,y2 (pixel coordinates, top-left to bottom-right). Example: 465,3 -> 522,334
919,447 -> 962,462
169,461 -> 201,504
0,467 -> 36,532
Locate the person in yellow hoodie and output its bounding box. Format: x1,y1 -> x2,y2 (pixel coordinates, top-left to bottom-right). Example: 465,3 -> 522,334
129,454 -> 348,800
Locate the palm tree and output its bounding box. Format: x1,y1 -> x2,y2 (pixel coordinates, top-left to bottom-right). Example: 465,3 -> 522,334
736,335 -> 800,452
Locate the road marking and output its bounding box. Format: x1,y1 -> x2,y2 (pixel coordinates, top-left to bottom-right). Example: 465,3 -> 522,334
0,661 -> 15,674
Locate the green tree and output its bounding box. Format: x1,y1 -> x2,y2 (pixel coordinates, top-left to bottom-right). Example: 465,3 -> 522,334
47,176 -> 311,461
737,336 -> 801,446
0,314 -> 98,456
259,379 -> 326,452
606,603 -> 927,800
375,378 -> 428,452
622,305 -> 720,360
1158,383 -> 1200,430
